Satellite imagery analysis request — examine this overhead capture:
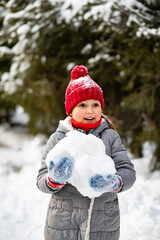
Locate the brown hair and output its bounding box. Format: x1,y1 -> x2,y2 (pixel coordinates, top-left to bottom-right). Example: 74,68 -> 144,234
101,113 -> 118,131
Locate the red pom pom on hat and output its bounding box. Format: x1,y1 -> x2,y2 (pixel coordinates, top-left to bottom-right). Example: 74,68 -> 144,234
71,65 -> 88,80
65,65 -> 104,115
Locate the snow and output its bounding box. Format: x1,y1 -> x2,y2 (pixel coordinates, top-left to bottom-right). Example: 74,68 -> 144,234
0,46 -> 13,58
136,26 -> 160,38
0,0 -> 160,237
1,0 -> 159,96
0,0 -> 45,95
84,2 -> 113,22
48,0 -> 154,27
81,43 -> 92,54
0,125 -> 160,240
46,130 -> 116,198
1,72 -> 22,95
16,24 -> 30,36
11,105 -> 30,125
119,155 -> 160,240
0,127 -> 49,240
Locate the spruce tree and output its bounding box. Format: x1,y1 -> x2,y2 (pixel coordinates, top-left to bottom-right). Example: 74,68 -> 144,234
0,0 -> 160,169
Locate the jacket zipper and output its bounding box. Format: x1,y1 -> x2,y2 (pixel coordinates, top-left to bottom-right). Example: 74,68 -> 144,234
85,198 -> 95,240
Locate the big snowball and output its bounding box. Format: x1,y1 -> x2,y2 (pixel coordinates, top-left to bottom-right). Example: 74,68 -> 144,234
46,130 -> 116,198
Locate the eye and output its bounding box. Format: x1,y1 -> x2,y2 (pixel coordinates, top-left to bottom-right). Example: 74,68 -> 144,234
79,103 -> 86,107
94,102 -> 100,107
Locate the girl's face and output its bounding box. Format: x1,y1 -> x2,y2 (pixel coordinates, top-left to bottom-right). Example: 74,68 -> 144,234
71,99 -> 102,124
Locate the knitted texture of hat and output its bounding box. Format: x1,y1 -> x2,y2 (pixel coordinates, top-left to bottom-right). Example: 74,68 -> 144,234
65,65 -> 104,115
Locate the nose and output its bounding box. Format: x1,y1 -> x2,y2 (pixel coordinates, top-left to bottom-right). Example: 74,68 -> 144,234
86,106 -> 93,114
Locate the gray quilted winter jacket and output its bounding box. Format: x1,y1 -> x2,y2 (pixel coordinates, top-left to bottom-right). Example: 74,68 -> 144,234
37,117 -> 136,240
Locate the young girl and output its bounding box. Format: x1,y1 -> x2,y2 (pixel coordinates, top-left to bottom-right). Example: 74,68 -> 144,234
37,65 -> 136,240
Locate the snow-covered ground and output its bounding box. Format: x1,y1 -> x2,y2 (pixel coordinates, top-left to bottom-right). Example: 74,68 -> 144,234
0,125 -> 160,240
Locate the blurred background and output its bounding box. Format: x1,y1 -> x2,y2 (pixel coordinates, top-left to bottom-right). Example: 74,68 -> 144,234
1,0 -> 160,170
0,1 -> 160,239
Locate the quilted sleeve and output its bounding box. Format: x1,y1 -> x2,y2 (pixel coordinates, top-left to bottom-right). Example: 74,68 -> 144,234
36,132 -> 65,194
110,130 -> 136,192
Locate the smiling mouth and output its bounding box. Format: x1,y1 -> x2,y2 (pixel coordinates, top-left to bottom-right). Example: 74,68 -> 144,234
84,118 -> 94,121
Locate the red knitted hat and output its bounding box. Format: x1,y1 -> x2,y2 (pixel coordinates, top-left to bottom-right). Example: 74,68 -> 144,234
65,65 -> 104,115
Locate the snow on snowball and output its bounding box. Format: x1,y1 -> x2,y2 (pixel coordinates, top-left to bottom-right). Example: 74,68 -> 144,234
46,130 -> 116,198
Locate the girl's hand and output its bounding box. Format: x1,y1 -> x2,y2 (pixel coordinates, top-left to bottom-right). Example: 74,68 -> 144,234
89,174 -> 122,193
48,157 -> 73,184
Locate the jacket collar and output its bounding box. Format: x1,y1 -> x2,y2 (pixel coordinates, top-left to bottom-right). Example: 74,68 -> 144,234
56,116 -> 109,136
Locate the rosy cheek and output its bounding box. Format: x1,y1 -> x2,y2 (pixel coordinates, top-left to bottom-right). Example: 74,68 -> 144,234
72,110 -> 84,122
97,110 -> 102,120
75,111 -> 83,119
